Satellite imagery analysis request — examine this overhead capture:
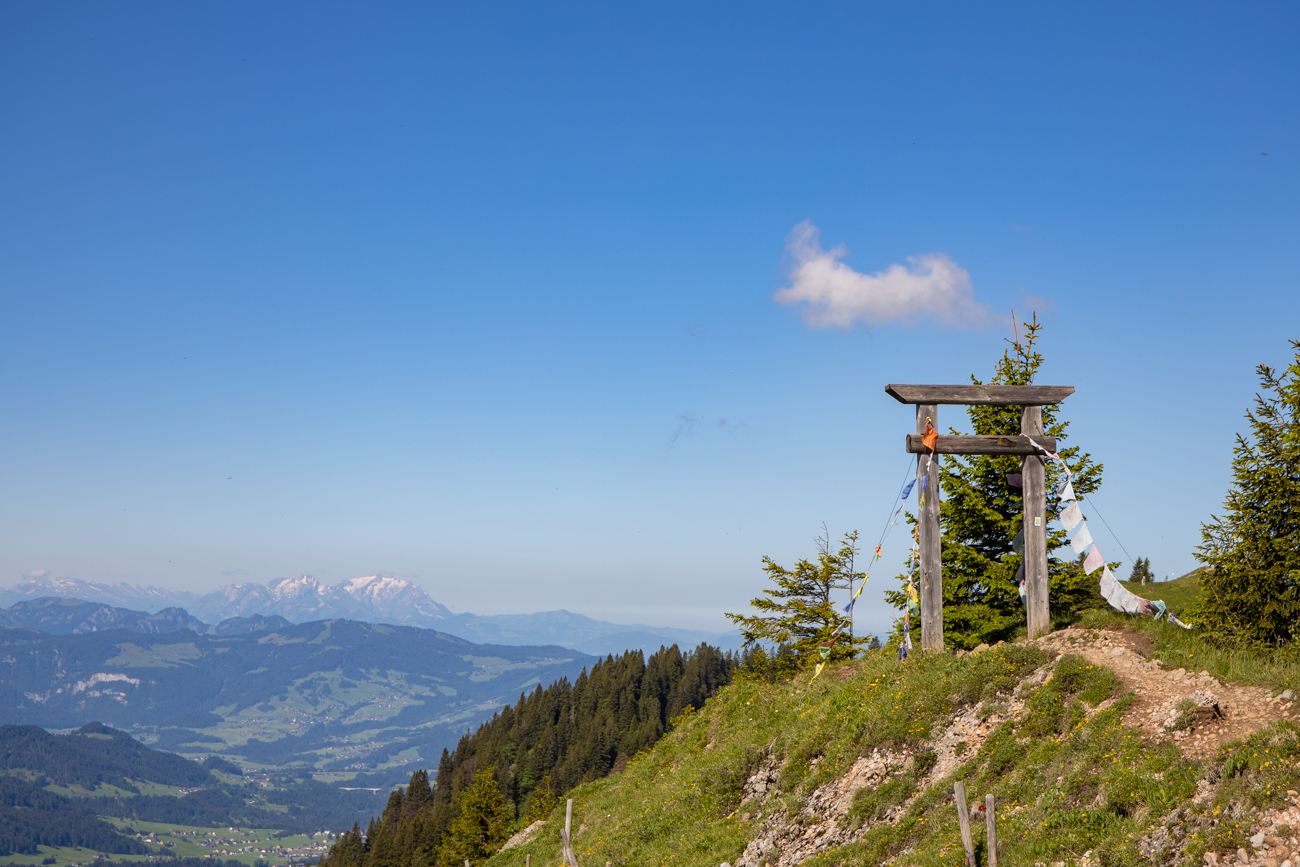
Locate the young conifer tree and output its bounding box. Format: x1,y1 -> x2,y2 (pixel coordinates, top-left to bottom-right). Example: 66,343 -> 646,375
1129,557 -> 1153,585
889,314 -> 1105,649
726,530 -> 868,669
434,765 -> 512,867
1194,340 -> 1300,647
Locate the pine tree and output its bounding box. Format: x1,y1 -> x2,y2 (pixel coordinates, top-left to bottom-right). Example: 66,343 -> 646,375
726,530 -> 869,669
316,644 -> 736,867
1194,340 -> 1300,647
524,775 -> 555,823
1129,557 -> 1153,585
888,314 -> 1105,650
435,766 -> 512,867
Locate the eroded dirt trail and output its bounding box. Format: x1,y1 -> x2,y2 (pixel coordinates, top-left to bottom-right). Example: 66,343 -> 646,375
1036,627 -> 1297,760
732,627 -> 1300,867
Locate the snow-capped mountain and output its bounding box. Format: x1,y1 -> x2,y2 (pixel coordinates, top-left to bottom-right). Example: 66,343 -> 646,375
185,575 -> 455,625
0,574 -> 740,655
0,576 -> 201,611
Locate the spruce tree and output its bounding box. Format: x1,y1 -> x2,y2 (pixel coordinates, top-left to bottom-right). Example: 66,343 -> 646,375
726,531 -> 868,667
1194,340 -> 1300,647
435,766 -> 512,867
888,315 -> 1105,649
1129,557 -> 1153,585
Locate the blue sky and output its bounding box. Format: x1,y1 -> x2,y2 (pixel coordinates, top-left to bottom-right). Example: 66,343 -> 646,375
1,2 -> 1297,638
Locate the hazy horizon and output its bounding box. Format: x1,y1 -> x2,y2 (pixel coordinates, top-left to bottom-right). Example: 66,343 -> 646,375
2,3 -> 1296,642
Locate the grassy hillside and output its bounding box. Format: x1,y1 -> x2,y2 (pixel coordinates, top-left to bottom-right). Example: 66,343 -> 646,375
489,613 -> 1299,867
1120,568 -> 1205,618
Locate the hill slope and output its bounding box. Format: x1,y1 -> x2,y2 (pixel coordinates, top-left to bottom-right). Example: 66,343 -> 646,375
468,617 -> 1299,867
0,619 -> 593,782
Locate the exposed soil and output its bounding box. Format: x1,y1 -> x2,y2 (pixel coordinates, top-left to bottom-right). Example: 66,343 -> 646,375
1035,626 -> 1297,760
731,627 -> 1299,867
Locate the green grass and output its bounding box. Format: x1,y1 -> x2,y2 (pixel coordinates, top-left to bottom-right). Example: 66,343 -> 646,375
1078,608 -> 1300,694
484,623 -> 1300,867
1120,567 -> 1204,617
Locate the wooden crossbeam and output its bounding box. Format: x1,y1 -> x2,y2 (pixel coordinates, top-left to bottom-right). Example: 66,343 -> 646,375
905,434 -> 1057,456
885,384 -> 1074,406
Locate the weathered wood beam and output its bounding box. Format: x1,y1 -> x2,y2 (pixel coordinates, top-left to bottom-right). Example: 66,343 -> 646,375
885,384 -> 1075,406
917,404 -> 943,653
905,434 -> 1058,456
1021,406 -> 1050,639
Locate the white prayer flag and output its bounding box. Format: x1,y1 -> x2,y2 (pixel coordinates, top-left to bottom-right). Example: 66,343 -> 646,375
1099,566 -> 1119,597
1059,501 -> 1083,531
1100,566 -> 1149,614
1058,481 -> 1076,502
1070,522 -> 1093,554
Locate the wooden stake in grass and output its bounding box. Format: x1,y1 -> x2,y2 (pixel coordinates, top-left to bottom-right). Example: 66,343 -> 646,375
954,781 -> 975,867
560,798 -> 579,867
985,793 -> 999,867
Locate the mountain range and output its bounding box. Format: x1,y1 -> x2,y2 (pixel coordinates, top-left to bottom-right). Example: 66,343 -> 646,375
1,616 -> 594,785
0,574 -> 739,655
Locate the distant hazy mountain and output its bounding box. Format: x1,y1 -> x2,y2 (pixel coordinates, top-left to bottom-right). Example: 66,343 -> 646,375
447,609 -> 742,655
0,574 -> 739,654
0,597 -> 206,635
0,597 -> 292,637
0,576 -> 201,611
0,619 -> 593,787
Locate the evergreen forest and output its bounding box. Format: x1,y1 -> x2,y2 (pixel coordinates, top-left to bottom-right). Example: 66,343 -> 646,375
318,642 -> 736,867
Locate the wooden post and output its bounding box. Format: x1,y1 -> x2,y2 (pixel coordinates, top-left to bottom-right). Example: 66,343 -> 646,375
917,404 -> 942,652
985,793 -> 999,867
526,856 -> 531,867
953,782 -> 975,867
1020,405 -> 1049,638
560,798 -> 578,867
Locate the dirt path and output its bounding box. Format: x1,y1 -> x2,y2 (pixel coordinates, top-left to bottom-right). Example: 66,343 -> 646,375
1035,626 -> 1297,760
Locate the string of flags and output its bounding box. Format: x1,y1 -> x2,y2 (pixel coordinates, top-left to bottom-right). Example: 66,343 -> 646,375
900,539 -> 920,661
811,466 -> 921,682
810,430 -> 1186,685
1026,438 -> 1190,629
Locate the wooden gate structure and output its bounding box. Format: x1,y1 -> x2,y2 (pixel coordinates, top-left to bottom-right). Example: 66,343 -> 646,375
885,384 -> 1075,650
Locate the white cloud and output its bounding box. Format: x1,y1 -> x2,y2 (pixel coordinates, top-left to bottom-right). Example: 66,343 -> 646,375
773,220 -> 992,329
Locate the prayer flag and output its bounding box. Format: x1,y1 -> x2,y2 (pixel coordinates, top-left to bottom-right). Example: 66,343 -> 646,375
922,423 -> 938,452
1057,481 -> 1076,502
901,479 -> 916,499
1006,473 -> 1023,489
1059,501 -> 1083,531
1083,544 -> 1104,575
1099,566 -> 1118,597
1069,522 -> 1094,554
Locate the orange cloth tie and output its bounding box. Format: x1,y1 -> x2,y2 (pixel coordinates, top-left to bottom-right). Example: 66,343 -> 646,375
921,422 -> 938,452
